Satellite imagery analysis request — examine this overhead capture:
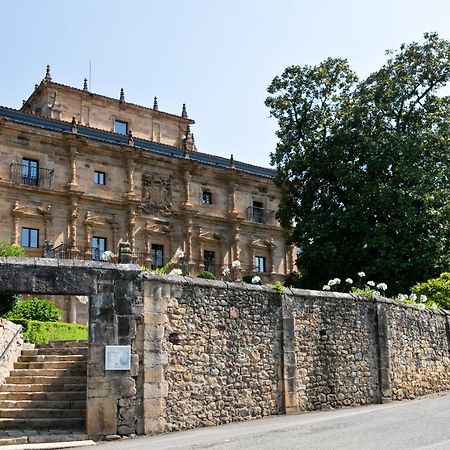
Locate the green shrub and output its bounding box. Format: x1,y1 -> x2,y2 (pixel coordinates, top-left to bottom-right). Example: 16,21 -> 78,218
5,298 -> 61,322
411,273 -> 450,310
267,281 -> 285,294
196,271 -> 216,280
241,274 -> 253,284
0,241 -> 26,257
283,271 -> 303,288
12,319 -> 88,344
0,293 -> 20,317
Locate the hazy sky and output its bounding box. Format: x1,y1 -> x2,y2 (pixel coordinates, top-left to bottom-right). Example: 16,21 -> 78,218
1,1 -> 449,167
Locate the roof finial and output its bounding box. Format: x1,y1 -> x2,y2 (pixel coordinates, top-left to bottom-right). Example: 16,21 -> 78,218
34,84 -> 38,91
45,65 -> 52,82
153,96 -> 159,111
181,103 -> 188,118
230,154 -> 235,168
183,124 -> 191,157
119,88 -> 125,102
83,78 -> 88,91
22,100 -> 26,106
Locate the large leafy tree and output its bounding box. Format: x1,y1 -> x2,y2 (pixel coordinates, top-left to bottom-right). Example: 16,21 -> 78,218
266,33 -> 450,294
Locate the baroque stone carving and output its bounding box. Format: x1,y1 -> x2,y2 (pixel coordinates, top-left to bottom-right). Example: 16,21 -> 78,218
142,174 -> 172,216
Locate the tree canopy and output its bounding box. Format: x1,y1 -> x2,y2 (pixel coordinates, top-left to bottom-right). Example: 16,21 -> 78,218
266,33 -> 450,294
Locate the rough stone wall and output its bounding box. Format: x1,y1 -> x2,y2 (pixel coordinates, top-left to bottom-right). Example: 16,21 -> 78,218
142,275 -> 282,433
385,302 -> 450,400
289,292 -> 380,411
0,318 -> 23,384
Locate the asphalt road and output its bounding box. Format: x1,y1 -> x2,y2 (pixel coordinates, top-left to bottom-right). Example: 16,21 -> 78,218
84,392 -> 450,450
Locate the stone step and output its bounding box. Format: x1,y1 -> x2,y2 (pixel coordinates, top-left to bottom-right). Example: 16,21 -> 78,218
0,432 -> 90,446
5,376 -> 86,385
18,355 -> 86,363
0,417 -> 84,430
0,400 -> 86,410
9,369 -> 86,377
0,384 -> 86,393
35,341 -> 88,349
0,392 -> 85,401
14,361 -> 87,370
21,348 -> 88,356
0,408 -> 85,419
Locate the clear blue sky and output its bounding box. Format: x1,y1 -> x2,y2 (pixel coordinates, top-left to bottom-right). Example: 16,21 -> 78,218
1,0 -> 449,167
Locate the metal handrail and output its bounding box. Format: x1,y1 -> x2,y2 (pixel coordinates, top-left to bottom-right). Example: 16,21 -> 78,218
0,324 -> 23,363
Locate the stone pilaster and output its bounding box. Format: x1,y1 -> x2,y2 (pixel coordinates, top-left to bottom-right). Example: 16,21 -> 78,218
68,195 -> 79,252
66,145 -> 79,190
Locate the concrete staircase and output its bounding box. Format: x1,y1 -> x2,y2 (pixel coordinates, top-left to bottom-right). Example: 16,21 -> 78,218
0,340 -> 93,447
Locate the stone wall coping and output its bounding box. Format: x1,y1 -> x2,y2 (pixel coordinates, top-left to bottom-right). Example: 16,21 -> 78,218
0,257 -> 142,272
142,272 -> 450,317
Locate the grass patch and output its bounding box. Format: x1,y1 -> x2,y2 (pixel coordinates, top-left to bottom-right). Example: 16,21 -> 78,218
11,319 -> 88,344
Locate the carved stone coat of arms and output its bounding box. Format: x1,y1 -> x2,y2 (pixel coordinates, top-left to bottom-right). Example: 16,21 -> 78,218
142,174 -> 172,216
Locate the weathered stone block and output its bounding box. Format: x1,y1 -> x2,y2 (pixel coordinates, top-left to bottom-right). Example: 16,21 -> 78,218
87,397 -> 118,435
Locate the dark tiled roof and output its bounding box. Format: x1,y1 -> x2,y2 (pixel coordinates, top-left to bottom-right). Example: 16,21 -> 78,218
0,107 -> 276,179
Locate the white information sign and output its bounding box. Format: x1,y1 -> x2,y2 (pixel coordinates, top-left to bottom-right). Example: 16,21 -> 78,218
105,345 -> 131,371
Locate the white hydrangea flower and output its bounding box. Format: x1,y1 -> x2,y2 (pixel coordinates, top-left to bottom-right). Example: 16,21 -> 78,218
101,251 -> 114,261
328,279 -> 336,286
231,260 -> 241,268
169,268 -> 182,276
323,285 -> 331,291
358,271 -> 366,278
376,283 -> 387,291
418,303 -> 425,310
333,278 -> 341,284
374,290 -> 380,296
367,281 -> 375,287
397,294 -> 407,301
419,295 -> 427,303
251,276 -> 261,284
222,268 -> 230,276
409,293 -> 417,302
345,278 -> 353,284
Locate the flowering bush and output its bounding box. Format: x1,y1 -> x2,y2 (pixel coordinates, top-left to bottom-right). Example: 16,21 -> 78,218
168,268 -> 182,276
143,248 -> 185,275
410,273 -> 450,310
251,275 -> 261,284
101,251 -> 116,262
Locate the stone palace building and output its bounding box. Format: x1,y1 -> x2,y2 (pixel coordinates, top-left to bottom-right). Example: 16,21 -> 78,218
0,67 -> 295,314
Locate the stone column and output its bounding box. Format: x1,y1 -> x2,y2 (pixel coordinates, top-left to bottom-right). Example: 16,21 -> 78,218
185,218 -> 194,275
268,239 -> 276,274
183,164 -> 192,208
287,244 -> 296,274
198,229 -> 205,272
68,195 -> 79,253
10,202 -> 21,245
248,245 -> 255,272
84,211 -> 94,259
127,207 -> 136,252
124,153 -> 135,200
227,180 -> 237,215
144,221 -> 152,268
66,146 -> 79,190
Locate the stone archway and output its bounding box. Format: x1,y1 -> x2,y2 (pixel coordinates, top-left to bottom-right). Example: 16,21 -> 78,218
0,258 -> 144,437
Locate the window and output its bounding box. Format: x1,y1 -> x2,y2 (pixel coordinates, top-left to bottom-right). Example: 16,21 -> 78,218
22,159 -> 39,186
94,171 -> 106,185
21,227 -> 39,248
202,190 -> 212,205
252,201 -> 264,224
255,256 -> 266,273
203,250 -> 215,273
151,244 -> 164,269
92,236 -> 107,261
114,120 -> 128,135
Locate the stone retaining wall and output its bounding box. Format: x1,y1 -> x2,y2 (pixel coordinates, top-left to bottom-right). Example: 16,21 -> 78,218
0,259 -> 449,438
0,317 -> 23,384
142,275 -> 450,433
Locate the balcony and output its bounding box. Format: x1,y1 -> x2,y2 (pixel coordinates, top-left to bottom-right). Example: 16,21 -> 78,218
247,206 -> 275,225
10,163 -> 54,189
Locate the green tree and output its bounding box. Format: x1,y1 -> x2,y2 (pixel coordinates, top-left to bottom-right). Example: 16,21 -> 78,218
266,33 -> 450,294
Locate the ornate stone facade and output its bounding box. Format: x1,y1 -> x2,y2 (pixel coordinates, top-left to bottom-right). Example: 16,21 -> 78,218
0,67 -> 294,298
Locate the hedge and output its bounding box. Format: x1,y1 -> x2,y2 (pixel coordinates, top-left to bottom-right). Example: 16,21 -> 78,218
11,319 -> 88,344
